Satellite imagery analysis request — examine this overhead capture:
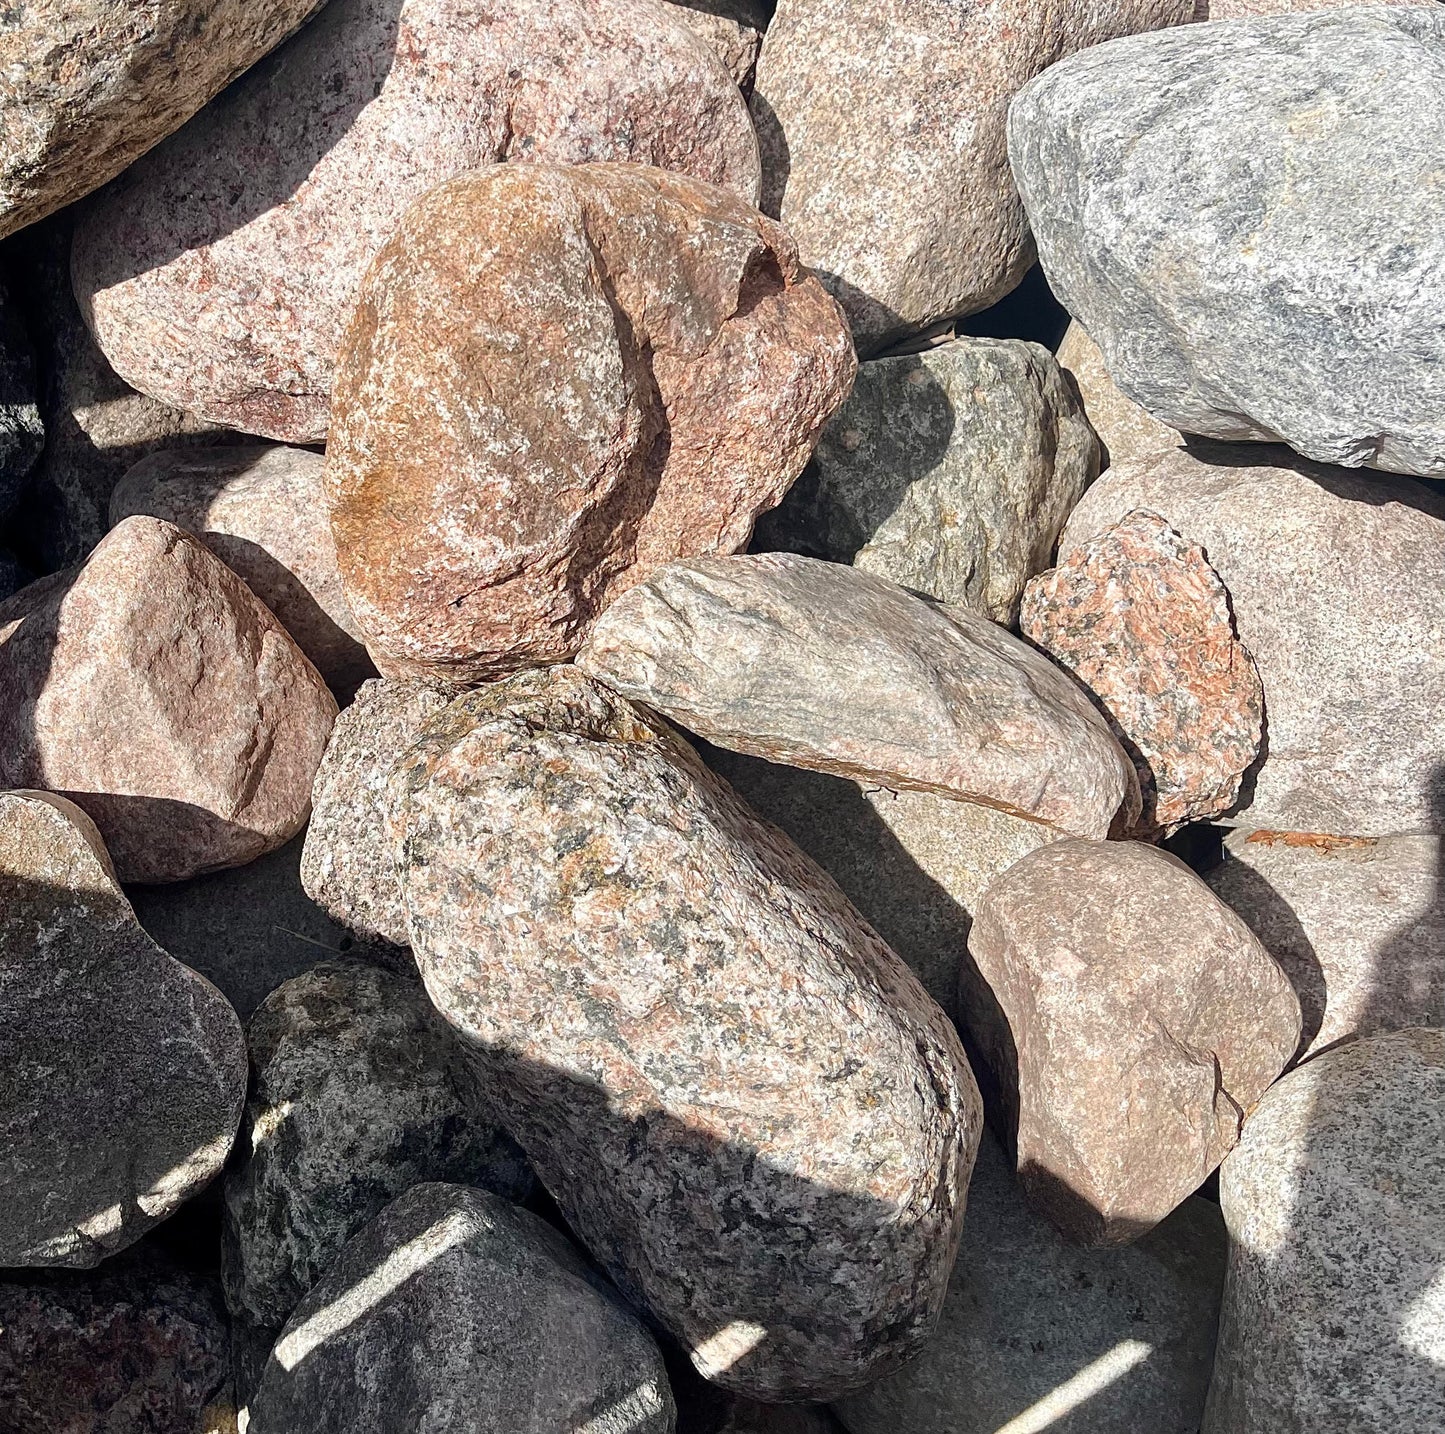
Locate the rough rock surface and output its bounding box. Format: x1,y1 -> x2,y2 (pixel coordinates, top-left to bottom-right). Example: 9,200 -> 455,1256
755,338 -> 1098,621
327,164 -> 854,684
0,790 -> 246,1267
388,667 -> 982,1400
1198,0 -> 1424,16
1010,7 -> 1445,477
0,515 -> 336,883
1206,829 -> 1445,1061
1055,321 -> 1181,468
666,0 -> 768,90
111,445 -> 373,694
966,839 -> 1301,1245
0,0 -> 324,239
1060,445 -> 1445,836
0,282 -> 44,519
301,679 -> 450,948
248,1183 -> 676,1434
1021,509 -> 1264,834
752,0 -> 1194,352
579,553 -> 1138,839
833,1133 -> 1226,1434
73,0 -> 763,443
1205,1028 -> 1445,1433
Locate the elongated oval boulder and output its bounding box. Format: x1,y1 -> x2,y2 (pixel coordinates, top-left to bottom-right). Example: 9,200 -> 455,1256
0,790 -> 246,1266
388,667 -> 982,1400
1010,7 -> 1445,477
579,553 -> 1138,838
965,839 -> 1300,1245
72,0 -> 762,443
0,516 -> 337,883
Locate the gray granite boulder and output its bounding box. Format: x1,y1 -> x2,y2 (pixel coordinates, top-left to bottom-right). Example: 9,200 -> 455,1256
248,1183 -> 675,1434
0,281 -> 43,520
1010,8 -> 1445,477
1205,1028 -> 1445,1433
755,338 -> 1098,621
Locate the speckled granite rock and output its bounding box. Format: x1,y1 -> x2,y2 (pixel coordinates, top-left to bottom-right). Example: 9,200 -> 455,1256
1056,321 -> 1181,468
1205,1028 -> 1445,1434
966,839 -> 1300,1245
111,446 -> 372,695
1060,445 -> 1445,836
754,338 -> 1098,621
0,0 -> 325,239
1198,0 -> 1423,16
388,668 -> 982,1400
753,0 -> 1193,352
1021,510 -> 1264,835
666,0 -> 768,90
1010,7 -> 1445,476
833,1133 -> 1225,1434
327,164 -> 853,684
248,1183 -> 675,1434
0,790 -> 246,1267
0,1248 -> 232,1433
73,0 -> 762,443
0,282 -> 43,519
580,554 -> 1138,839
301,679 -> 450,948
1206,829 -> 1445,1061
0,516 -> 337,883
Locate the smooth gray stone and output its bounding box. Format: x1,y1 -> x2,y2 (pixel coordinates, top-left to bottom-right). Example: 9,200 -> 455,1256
1009,7 -> 1445,477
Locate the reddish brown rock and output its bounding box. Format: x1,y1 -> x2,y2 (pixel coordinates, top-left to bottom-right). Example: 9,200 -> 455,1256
965,839 -> 1300,1246
1020,509 -> 1264,835
327,164 -> 856,684
0,516 -> 337,884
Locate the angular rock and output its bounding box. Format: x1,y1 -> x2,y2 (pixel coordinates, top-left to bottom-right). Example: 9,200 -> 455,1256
0,790 -> 246,1266
1056,321 -> 1181,468
965,839 -> 1301,1245
327,163 -> 854,683
73,0 -> 763,443
579,553 -> 1138,839
1021,509 -> 1264,834
111,445 -> 373,694
833,1133 -> 1226,1434
1060,445 -> 1445,835
301,679 -> 450,948
754,337 -> 1098,621
0,281 -> 43,519
0,515 -> 337,883
1205,1028 -> 1445,1433
388,667 -> 982,1400
753,0 -> 1193,352
1206,829 -> 1445,1061
248,1183 -> 675,1434
1010,8 -> 1445,476
666,0 -> 768,91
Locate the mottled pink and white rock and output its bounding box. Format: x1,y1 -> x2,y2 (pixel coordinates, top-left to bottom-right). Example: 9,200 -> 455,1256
1055,322 -> 1182,468
666,0 -> 768,90
0,516 -> 337,883
327,164 -> 855,684
388,667 -> 982,1401
965,839 -> 1300,1246
111,445 -> 372,693
579,553 -> 1138,838
72,0 -> 762,443
1021,510 -> 1264,835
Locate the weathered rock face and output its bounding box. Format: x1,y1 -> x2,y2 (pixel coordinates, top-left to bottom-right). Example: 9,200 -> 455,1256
0,790 -> 246,1267
248,1183 -> 676,1434
0,516 -> 337,884
1060,445 -> 1445,836
752,0 -> 1194,352
73,0 -> 763,443
111,446 -> 372,694
388,667 -> 982,1400
579,554 -> 1138,839
965,839 -> 1301,1245
755,338 -> 1098,621
1010,7 -> 1445,477
833,1133 -> 1226,1434
1198,0 -> 1422,17
1205,1028 -> 1445,1434
0,0 -> 325,240
1021,509 -> 1264,835
666,0 -> 768,90
1055,321 -> 1181,468
1206,829 -> 1445,1062
301,679 -> 450,948
327,164 -> 854,684
0,282 -> 43,519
